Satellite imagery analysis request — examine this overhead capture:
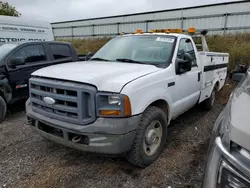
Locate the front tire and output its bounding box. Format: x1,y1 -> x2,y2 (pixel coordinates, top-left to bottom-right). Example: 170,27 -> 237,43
0,96 -> 7,123
126,106 -> 168,168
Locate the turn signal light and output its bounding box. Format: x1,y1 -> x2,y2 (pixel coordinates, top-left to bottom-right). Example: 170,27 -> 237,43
100,110 -> 121,116
124,95 -> 132,117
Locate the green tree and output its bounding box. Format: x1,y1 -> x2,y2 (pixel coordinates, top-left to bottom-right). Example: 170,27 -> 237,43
0,1 -> 21,17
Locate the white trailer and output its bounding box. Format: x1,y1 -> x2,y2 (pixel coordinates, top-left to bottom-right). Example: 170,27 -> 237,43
0,16 -> 54,45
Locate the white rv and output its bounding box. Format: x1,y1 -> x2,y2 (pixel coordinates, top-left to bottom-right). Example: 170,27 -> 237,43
0,15 -> 54,45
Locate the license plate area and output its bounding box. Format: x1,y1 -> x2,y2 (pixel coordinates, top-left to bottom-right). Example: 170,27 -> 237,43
38,122 -> 63,138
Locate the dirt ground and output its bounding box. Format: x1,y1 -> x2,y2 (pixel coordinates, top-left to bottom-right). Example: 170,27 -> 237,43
0,83 -> 234,188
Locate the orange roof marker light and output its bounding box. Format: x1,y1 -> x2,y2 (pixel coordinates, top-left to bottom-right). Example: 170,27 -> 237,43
165,29 -> 170,33
149,29 -> 155,33
152,28 -> 182,34
155,29 -> 169,33
188,27 -> 196,34
135,29 -> 143,34
168,28 -> 182,33
150,29 -> 170,33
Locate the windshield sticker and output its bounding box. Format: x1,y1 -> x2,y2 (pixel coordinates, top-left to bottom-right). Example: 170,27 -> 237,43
156,37 -> 174,43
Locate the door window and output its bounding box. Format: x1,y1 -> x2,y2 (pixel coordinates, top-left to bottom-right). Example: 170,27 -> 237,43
177,38 -> 197,66
50,44 -> 71,60
12,45 -> 46,64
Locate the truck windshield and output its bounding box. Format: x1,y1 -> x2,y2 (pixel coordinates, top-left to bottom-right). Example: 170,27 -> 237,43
91,35 -> 176,65
0,43 -> 18,60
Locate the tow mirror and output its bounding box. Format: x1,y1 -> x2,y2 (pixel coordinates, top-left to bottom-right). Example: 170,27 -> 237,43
9,57 -> 25,68
176,53 -> 193,74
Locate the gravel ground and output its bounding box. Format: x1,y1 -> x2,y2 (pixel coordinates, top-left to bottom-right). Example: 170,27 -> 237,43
0,85 -> 233,188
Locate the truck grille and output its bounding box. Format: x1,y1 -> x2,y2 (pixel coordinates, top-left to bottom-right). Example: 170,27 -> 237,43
29,77 -> 96,125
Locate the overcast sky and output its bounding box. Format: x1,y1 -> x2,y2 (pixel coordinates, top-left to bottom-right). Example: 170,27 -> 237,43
6,0 -> 241,22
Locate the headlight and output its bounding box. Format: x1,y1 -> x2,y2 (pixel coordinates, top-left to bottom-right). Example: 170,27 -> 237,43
96,93 -> 131,117
108,95 -> 121,105
217,160 -> 250,187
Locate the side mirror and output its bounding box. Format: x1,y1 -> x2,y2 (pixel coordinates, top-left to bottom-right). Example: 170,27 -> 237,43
85,52 -> 94,61
176,53 -> 192,74
9,57 -> 25,68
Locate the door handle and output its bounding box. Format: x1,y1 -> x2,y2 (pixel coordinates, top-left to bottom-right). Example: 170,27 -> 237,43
211,57 -> 214,62
198,71 -> 202,82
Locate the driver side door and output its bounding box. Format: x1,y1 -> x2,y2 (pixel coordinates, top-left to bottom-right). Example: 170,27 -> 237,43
172,38 -> 201,118
7,44 -> 48,100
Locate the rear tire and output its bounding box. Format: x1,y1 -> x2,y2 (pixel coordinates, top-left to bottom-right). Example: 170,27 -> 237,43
202,88 -> 216,110
0,96 -> 7,123
126,106 -> 168,168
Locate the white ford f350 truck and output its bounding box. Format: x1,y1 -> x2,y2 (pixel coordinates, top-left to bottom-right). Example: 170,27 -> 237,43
26,28 -> 229,167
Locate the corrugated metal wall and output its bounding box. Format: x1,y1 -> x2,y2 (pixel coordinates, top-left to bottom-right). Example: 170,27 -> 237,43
52,1 -> 250,39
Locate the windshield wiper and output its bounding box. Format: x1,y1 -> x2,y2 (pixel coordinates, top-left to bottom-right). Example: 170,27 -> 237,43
90,57 -> 110,61
116,58 -> 149,65
116,58 -> 167,68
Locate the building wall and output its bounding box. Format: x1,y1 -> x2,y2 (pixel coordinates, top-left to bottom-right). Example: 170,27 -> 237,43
52,1 -> 250,39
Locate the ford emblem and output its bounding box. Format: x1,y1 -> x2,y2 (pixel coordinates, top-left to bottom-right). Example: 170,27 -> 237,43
43,97 -> 56,105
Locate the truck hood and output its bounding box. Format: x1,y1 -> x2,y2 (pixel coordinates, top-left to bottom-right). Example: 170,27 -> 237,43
32,61 -> 161,92
230,74 -> 250,151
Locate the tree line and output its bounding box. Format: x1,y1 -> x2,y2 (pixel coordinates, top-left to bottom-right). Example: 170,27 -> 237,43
0,1 -> 21,17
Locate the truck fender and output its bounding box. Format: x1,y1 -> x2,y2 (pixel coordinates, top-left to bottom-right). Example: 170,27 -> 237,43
0,78 -> 12,103
210,78 -> 220,95
131,89 -> 173,125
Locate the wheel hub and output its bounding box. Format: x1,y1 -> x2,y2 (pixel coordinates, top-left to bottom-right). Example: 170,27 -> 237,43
146,129 -> 157,145
143,120 -> 163,156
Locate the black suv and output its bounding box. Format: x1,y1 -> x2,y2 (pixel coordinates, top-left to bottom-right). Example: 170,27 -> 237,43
0,41 -> 83,122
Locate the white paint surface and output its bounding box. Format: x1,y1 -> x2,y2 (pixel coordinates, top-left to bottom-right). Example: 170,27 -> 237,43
32,61 -> 161,93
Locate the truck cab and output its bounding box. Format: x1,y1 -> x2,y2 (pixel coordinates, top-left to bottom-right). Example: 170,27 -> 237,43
26,28 -> 229,167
